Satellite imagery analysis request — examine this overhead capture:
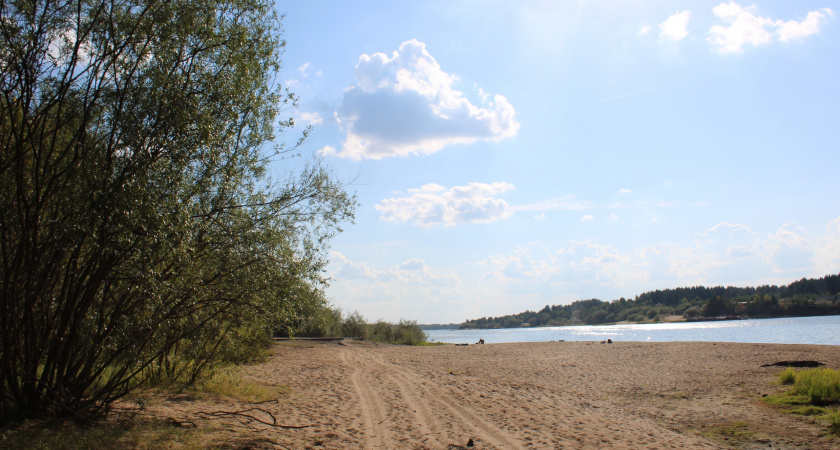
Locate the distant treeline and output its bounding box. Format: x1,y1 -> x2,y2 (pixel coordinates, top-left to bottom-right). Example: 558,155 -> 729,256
459,273 -> 840,330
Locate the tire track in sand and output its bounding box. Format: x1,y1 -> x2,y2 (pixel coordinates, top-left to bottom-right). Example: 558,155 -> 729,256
356,347 -> 521,449
340,346 -> 391,448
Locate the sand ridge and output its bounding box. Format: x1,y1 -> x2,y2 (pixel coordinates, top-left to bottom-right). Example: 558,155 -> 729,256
142,340 -> 840,449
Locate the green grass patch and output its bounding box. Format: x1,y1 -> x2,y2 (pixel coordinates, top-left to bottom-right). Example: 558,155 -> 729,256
828,411 -> 840,435
793,368 -> 840,405
700,420 -> 755,442
764,367 -> 840,436
787,405 -> 828,416
762,393 -> 812,407
778,366 -> 796,385
199,366 -> 289,403
415,341 -> 445,346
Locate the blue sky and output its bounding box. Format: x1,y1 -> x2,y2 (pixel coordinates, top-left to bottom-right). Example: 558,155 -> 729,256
274,1 -> 840,324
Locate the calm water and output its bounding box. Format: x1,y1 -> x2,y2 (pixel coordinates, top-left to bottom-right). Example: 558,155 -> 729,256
426,315 -> 840,346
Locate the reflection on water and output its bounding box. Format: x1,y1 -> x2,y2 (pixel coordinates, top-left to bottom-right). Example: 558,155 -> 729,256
426,315 -> 840,345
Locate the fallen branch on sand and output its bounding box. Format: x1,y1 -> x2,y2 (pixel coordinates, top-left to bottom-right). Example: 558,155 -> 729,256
196,407 -> 311,429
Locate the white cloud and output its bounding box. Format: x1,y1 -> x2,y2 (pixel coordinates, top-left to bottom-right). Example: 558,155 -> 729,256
330,252 -> 460,287
659,11 -> 691,41
325,217 -> 840,323
480,218 -> 840,299
639,25 -> 652,35
332,40 -> 520,160
815,216 -> 840,275
297,112 -> 322,125
297,62 -> 310,77
778,9 -> 834,42
317,145 -> 336,157
618,188 -> 632,194
581,215 -> 594,221
708,2 -> 833,53
376,182 -> 515,227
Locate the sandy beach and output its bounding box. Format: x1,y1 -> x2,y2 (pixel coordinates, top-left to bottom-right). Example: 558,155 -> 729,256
139,340 -> 840,449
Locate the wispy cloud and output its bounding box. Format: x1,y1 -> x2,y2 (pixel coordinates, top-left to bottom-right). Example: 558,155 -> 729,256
514,195 -> 590,212
376,182 -> 515,227
326,40 -> 520,160
330,252 -> 459,286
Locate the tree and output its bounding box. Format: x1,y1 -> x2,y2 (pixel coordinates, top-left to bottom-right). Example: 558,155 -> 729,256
0,0 -> 355,422
700,296 -> 733,318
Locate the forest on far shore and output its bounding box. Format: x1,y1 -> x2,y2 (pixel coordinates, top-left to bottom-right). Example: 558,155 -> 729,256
459,274 -> 840,330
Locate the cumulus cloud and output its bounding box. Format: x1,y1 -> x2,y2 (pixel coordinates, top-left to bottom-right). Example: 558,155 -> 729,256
815,216 -> 840,275
481,218 -> 840,297
660,11 -> 691,40
332,40 -> 520,160
376,182 -> 515,227
618,188 -> 632,194
581,215 -> 594,221
708,2 -> 833,53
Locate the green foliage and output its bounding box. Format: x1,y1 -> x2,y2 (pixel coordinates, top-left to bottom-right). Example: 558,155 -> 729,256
786,405 -> 827,416
779,367 -> 797,385
793,368 -> 840,405
459,273 -> 840,329
828,411 -> 840,435
700,296 -> 734,317
285,306 -> 429,345
683,306 -> 701,319
0,0 -> 355,422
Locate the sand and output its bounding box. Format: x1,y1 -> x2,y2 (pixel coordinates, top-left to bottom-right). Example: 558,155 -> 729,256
139,340 -> 840,449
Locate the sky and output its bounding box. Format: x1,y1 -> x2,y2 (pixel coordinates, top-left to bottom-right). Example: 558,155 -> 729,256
272,1 -> 840,324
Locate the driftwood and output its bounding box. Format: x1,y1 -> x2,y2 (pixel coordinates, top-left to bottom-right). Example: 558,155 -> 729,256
760,360 -> 823,368
196,407 -> 311,429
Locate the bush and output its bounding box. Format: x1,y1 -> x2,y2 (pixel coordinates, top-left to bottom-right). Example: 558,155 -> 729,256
341,311 -> 368,339
683,306 -> 701,319
290,306 -> 428,345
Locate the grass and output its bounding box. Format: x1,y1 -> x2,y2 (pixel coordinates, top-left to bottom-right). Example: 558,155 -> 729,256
793,368 -> 840,405
1,365 -> 287,449
829,411 -> 840,434
778,366 -> 796,385
0,419 -> 203,450
199,366 -> 289,403
763,367 -> 840,436
700,420 -> 756,443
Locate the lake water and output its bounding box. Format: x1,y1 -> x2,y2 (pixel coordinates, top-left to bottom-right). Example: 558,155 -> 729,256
426,315 -> 840,346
